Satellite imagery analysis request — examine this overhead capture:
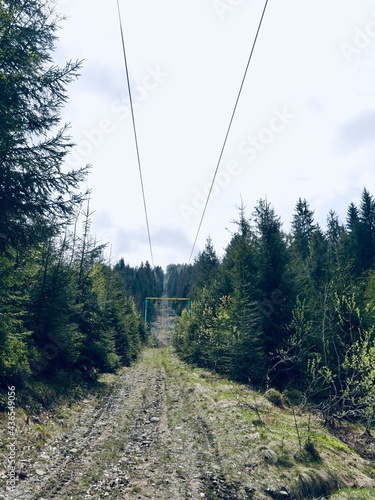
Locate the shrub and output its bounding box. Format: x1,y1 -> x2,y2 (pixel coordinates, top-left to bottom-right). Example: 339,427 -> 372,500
264,388 -> 284,407
283,388 -> 303,406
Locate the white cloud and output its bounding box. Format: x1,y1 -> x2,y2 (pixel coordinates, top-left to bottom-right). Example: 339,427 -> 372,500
55,0 -> 375,268
334,110 -> 375,153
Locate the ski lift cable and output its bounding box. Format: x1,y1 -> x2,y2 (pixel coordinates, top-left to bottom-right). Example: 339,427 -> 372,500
116,0 -> 155,267
188,0 -> 270,264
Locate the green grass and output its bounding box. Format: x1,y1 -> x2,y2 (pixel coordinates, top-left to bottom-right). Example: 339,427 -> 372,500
331,487 -> 375,499
313,433 -> 352,453
156,347 -> 375,499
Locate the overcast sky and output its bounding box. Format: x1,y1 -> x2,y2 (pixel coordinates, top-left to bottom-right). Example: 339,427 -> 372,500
55,0 -> 375,269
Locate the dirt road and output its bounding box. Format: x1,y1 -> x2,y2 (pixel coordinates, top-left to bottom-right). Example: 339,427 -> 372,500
2,304 -> 374,499
3,303 -> 244,499
4,354 -> 245,499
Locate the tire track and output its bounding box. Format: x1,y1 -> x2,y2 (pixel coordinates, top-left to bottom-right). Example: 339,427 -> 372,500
3,345 -> 374,499
157,355 -> 246,500
7,371 -> 132,499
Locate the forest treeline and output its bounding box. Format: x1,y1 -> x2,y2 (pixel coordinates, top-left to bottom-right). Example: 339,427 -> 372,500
169,192 -> 375,431
0,0 -> 163,392
0,210 -> 164,386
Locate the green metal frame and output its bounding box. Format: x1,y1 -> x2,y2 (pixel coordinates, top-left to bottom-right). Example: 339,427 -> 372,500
144,297 -> 191,323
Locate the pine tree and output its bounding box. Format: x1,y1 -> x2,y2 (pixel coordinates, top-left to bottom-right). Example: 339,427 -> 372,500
326,211 -> 346,279
326,211 -> 344,246
346,202 -> 362,274
359,188 -> 375,271
0,0 -> 87,251
222,207 -> 265,382
253,199 -> 292,360
291,198 -> 316,261
194,237 -> 220,291
229,284 -> 265,384
307,227 -> 328,290
222,204 -> 256,296
0,250 -> 33,384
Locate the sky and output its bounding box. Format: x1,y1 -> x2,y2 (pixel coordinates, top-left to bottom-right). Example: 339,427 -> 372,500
55,0 -> 375,269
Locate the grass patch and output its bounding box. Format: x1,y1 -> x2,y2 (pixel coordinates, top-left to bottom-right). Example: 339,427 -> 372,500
313,433 -> 351,453
166,348 -> 375,498
331,487 -> 375,499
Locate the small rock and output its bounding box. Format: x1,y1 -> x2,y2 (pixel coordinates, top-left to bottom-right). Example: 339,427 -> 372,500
265,488 -> 290,499
35,469 -> 46,477
150,417 -> 160,423
70,448 -> 78,454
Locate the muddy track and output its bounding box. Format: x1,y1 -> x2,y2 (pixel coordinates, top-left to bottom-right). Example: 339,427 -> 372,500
5,350 -> 243,500
4,302 -> 242,500
3,303 -> 374,499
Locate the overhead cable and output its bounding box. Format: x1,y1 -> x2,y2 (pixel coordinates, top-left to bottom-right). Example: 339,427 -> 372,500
116,0 -> 155,267
188,0 -> 270,264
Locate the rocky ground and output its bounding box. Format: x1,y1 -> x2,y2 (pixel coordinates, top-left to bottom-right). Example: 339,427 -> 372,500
1,303 -> 375,499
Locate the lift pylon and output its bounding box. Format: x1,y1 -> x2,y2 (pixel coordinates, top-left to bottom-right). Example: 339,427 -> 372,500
144,297 -> 191,323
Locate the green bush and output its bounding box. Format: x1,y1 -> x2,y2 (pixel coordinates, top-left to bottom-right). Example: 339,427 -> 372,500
264,388 -> 284,407
283,388 -> 303,406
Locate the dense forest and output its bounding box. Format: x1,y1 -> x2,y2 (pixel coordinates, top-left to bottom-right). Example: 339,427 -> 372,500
0,0 -> 163,392
171,192 -> 375,432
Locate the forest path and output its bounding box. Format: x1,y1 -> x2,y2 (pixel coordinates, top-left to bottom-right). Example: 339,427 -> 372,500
4,307 -> 249,500
5,347 -> 247,500
3,309 -> 375,499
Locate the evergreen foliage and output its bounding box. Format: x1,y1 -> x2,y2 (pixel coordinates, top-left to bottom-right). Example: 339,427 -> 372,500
0,208 -> 157,386
0,0 -> 161,387
172,189 -> 375,433
0,0 -> 87,250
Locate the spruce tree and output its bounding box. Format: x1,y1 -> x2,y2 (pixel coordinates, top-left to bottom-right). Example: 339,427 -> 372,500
194,237 -> 220,291
253,199 -> 292,360
359,188 -> 375,271
0,0 -> 87,250
291,198 -> 316,261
